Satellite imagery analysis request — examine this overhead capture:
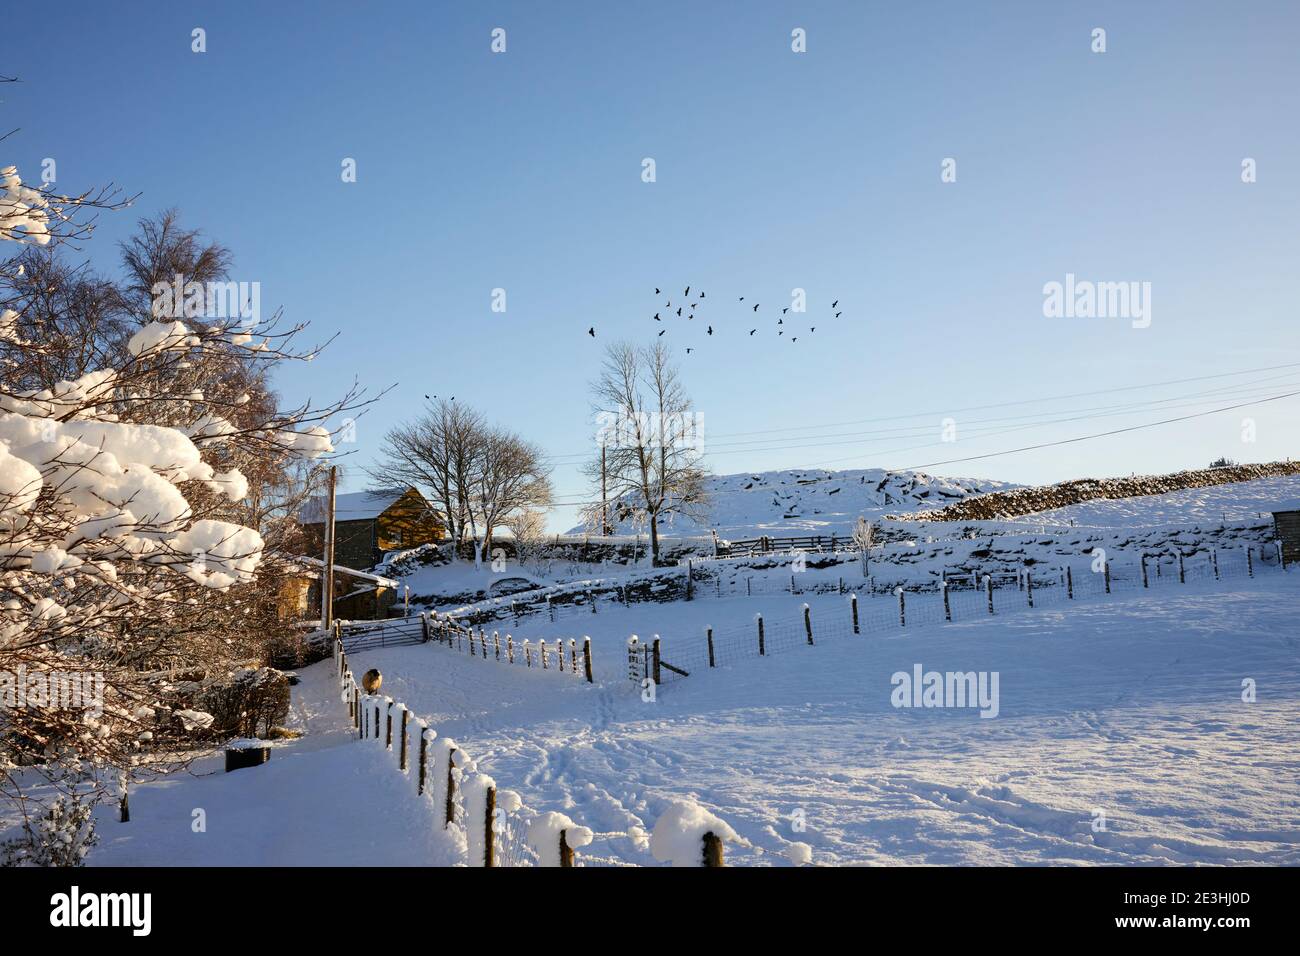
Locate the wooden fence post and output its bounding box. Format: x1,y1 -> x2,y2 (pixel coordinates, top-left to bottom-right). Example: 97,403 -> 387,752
1212,549 -> 1219,580
494,631 -> 501,660
374,701 -> 381,740
1246,547 -> 1254,578
686,562 -> 693,601
385,701 -> 393,750
896,587 -> 906,627
706,627 -> 715,667
652,637 -> 662,685
1178,553 -> 1185,584
851,593 -> 859,634
804,604 -> 814,645
589,590 -> 596,614
570,639 -> 578,673
444,747 -> 457,828
361,697 -> 367,739
757,614 -> 766,655
399,707 -> 409,771
1141,555 -> 1148,588
540,639 -> 548,669
417,725 -> 429,795
1067,565 -> 1074,599
525,642 -> 532,667
484,785 -> 496,868
583,637 -> 594,683
985,576 -> 994,615
507,634 -> 514,663
942,581 -> 951,621
1026,570 -> 1033,608
559,829 -> 575,867
1104,562 -> 1112,593
703,831 -> 724,867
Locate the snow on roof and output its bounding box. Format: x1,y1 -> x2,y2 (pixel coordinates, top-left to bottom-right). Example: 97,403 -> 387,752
299,488 -> 410,524
1268,500 -> 1300,514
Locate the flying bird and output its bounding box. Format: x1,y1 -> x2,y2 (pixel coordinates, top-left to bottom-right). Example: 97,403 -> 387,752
677,307 -> 682,317
684,286 -> 690,296
752,303 -> 759,312
699,290 -> 705,299
655,287 -> 661,294
707,326 -> 713,335
810,327 -> 816,332
782,308 -> 789,314
832,299 -> 838,309
658,330 -> 666,337
588,327 -> 595,337
739,297 -> 745,302
749,329 -> 756,335
777,318 -> 783,325
686,347 -> 694,354
654,313 -> 661,321
835,312 -> 842,318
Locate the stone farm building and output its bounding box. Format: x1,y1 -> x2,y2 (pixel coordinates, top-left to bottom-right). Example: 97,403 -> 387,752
299,486 -> 443,570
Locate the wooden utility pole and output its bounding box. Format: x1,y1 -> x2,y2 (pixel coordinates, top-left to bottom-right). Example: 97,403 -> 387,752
322,465 -> 337,630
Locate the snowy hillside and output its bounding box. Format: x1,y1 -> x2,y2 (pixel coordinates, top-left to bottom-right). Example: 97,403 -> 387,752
570,468 -> 1016,540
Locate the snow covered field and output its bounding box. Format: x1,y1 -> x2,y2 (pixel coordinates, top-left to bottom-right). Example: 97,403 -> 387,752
27,568 -> 1294,866
346,571 -> 1300,865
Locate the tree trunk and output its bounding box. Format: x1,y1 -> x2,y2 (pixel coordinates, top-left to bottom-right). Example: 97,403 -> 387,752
649,511 -> 661,566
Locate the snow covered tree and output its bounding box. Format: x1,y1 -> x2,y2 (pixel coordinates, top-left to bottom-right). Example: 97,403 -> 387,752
586,341 -> 709,566
1,118 -> 368,843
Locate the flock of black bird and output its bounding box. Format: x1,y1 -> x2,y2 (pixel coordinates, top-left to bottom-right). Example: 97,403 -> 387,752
586,287 -> 844,352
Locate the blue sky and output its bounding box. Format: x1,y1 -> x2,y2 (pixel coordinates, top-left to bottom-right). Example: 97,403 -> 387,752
7,0 -> 1299,529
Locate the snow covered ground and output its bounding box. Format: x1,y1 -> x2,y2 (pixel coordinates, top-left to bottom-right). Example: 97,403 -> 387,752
18,566 -> 1292,866
347,570 -> 1300,865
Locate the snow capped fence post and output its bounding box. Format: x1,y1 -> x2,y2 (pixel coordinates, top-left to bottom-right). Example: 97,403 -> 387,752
385,699 -> 394,750
942,581 -> 951,621
756,613 -> 766,655
652,636 -> 662,685
540,639 -> 548,669
851,593 -> 859,634
524,641 -> 533,667
399,706 -> 409,771
494,631 -> 501,660
570,639 -> 578,673
559,830 -> 575,867
896,587 -> 906,627
1026,570 -> 1033,608
651,801 -> 740,867
706,627 -> 715,667
507,634 -> 515,663
803,604 -> 814,645
1067,566 -> 1074,599
421,612 -> 430,642
583,637 -> 594,683
985,575 -> 994,615
374,700 -> 381,740
686,562 -> 693,601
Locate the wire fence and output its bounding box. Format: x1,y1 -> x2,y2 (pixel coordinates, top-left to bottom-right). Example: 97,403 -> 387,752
628,543 -> 1287,686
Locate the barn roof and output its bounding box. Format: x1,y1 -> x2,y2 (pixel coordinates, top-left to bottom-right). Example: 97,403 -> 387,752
1269,500 -> 1300,514
298,488 -> 411,524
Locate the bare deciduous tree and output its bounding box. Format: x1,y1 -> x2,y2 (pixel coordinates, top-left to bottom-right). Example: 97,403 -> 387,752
586,341 -> 708,565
